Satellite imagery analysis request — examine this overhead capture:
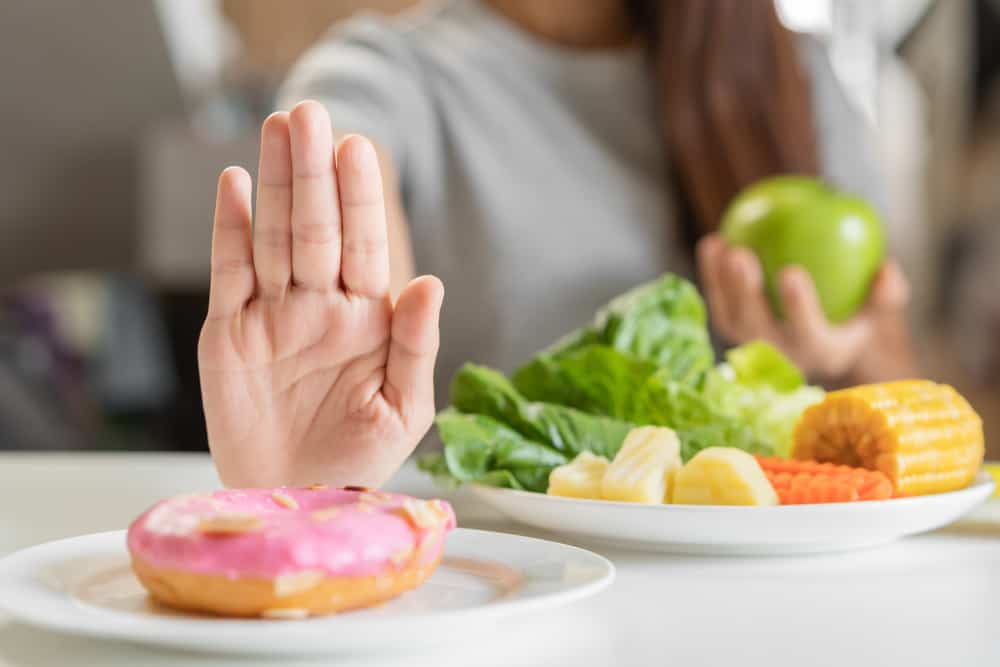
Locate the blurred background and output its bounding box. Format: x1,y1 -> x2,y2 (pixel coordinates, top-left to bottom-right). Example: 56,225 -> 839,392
3,0 -> 1000,456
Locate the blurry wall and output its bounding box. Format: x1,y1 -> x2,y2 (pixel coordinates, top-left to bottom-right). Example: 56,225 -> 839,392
0,1 -> 184,285
900,0 -> 974,258
0,1 -> 415,288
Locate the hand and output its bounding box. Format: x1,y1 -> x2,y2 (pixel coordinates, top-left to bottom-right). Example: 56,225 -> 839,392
198,101 -> 443,488
696,234 -> 914,383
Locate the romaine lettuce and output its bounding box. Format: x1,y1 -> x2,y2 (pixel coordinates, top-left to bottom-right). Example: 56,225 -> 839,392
702,341 -> 825,457
512,345 -> 658,419
425,275 -> 823,491
451,363 -> 633,459
527,275 -> 714,384
420,409 -> 568,492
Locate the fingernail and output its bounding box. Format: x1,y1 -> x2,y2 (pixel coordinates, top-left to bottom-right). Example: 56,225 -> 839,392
344,136 -> 378,174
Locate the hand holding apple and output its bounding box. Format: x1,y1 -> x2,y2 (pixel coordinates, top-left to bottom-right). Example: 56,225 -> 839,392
720,176 -> 884,324
696,234 -> 913,383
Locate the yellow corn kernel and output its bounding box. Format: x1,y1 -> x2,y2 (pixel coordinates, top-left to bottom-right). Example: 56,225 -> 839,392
600,426 -> 681,504
547,452 -> 610,499
984,464 -> 1000,498
671,447 -> 778,506
793,380 -> 984,496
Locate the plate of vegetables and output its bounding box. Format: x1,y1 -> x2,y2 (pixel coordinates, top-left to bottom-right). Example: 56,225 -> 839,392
419,275 -> 992,554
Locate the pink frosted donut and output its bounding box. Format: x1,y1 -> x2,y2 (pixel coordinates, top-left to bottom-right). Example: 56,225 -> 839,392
127,486 -> 455,618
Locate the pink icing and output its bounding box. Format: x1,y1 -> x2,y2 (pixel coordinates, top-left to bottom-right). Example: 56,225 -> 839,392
126,487 -> 455,579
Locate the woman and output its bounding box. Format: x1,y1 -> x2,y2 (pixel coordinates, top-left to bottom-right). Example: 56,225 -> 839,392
199,0 -> 915,488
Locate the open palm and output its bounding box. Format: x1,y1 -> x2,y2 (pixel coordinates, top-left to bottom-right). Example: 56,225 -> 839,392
198,101 -> 442,488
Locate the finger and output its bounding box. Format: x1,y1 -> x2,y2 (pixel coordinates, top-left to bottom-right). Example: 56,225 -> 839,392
696,234 -> 736,338
207,167 -> 255,319
253,112 -> 293,298
717,243 -> 753,336
384,275 -> 444,429
864,259 -> 910,313
727,248 -> 778,340
336,135 -> 389,298
780,267 -> 869,377
289,100 -> 340,291
778,266 -> 830,346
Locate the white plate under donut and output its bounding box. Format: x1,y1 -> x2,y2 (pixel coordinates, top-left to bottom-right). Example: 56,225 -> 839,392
0,528 -> 613,656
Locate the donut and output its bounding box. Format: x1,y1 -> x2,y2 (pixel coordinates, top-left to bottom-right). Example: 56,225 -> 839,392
126,486 -> 455,618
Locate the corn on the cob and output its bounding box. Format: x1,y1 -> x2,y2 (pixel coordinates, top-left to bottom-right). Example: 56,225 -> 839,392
600,426 -> 681,504
756,456 -> 893,504
547,452 -> 610,499
672,447 -> 778,506
792,380 -> 983,496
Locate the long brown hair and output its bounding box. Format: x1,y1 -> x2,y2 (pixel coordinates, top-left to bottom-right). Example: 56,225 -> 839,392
627,0 -> 819,238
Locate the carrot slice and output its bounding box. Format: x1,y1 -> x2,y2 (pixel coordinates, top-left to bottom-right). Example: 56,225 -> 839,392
755,456 -> 893,504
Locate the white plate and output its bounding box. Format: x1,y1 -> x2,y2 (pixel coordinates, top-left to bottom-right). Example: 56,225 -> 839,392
469,473 -> 995,555
0,528 -> 613,656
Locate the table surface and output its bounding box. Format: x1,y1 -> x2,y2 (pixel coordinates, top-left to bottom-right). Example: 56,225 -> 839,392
1,452 -> 999,667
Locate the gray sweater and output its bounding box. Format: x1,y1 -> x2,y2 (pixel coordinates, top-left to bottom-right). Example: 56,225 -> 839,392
280,0 -> 885,397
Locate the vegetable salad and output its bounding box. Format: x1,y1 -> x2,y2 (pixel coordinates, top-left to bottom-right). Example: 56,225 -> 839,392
419,274 -> 824,492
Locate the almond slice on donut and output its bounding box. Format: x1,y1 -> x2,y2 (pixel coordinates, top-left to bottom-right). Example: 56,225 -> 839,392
397,499 -> 449,530
306,484 -> 328,491
261,607 -> 310,620
271,491 -> 300,510
274,569 -> 325,597
196,513 -> 261,535
359,491 -> 396,506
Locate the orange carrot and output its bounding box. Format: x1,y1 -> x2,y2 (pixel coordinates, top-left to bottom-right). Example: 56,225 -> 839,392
755,456 -> 893,505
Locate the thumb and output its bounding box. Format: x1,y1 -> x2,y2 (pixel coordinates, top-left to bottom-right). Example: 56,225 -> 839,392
384,275 -> 444,430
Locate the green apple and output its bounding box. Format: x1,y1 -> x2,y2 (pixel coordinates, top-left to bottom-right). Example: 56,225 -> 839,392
720,175 -> 885,324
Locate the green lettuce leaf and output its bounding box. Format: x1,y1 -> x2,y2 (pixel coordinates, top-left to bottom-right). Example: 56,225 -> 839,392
417,453 -> 532,491
511,344 -> 774,462
752,386 -> 826,458
631,369 -> 770,460
450,363 -> 633,459
702,341 -> 825,457
535,274 -> 714,384
510,274 -> 714,420
415,451 -> 459,489
512,345 -> 658,419
432,409 -> 568,492
725,340 -> 804,391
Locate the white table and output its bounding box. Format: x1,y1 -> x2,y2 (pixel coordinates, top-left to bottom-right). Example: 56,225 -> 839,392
1,452 -> 999,667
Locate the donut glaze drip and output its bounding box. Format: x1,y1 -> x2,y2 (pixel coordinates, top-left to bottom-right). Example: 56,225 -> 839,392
127,487 -> 455,580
